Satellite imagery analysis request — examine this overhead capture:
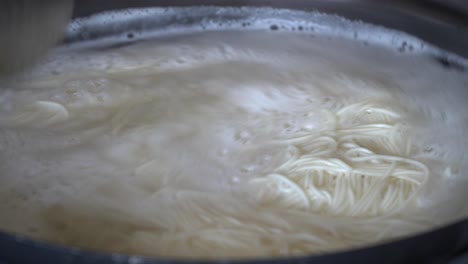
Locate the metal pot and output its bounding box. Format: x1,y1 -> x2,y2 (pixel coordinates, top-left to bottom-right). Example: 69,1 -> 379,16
0,1 -> 467,263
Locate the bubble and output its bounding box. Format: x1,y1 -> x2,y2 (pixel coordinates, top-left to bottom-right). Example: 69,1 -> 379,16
432,56 -> 465,72
241,164 -> 256,173
235,130 -> 251,143
217,148 -> 229,157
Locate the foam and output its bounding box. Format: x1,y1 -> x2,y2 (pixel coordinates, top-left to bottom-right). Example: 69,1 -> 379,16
64,7 -> 435,55
70,7 -> 465,75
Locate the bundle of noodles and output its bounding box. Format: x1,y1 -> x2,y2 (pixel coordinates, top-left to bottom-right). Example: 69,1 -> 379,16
250,101 -> 429,218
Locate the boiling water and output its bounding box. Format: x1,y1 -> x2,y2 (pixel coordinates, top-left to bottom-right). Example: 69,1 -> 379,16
0,8 -> 467,259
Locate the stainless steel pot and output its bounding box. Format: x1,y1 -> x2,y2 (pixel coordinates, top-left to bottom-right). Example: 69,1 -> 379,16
0,1 -> 467,263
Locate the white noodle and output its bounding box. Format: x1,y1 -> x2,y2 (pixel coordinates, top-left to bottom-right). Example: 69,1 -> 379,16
249,101 -> 429,224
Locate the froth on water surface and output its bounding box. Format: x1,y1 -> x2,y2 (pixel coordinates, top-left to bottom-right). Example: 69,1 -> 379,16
0,7 -> 468,259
